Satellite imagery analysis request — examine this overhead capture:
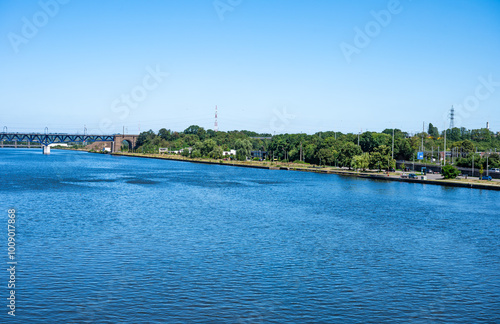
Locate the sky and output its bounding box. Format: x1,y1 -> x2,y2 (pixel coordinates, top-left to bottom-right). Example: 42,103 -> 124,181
1,0 -> 499,135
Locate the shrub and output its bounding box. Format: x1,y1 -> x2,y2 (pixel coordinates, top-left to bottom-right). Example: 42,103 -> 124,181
442,165 -> 460,179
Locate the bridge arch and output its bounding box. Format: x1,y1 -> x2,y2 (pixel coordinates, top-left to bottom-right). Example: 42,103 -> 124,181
112,135 -> 138,153
120,139 -> 133,152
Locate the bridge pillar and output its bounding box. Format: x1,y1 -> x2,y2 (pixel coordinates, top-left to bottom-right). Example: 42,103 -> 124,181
43,145 -> 50,155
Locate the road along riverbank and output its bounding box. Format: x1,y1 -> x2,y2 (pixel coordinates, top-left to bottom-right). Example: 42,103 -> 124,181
110,152 -> 500,191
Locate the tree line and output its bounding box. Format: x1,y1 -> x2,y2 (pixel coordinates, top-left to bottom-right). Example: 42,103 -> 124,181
129,124 -> 500,169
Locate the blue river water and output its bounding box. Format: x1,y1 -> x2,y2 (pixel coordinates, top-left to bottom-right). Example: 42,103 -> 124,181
0,148 -> 499,323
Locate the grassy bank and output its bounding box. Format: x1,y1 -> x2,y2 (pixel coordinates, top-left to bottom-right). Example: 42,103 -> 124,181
108,151 -> 500,191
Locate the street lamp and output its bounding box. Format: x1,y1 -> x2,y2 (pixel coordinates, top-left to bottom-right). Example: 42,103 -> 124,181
487,154 -> 489,176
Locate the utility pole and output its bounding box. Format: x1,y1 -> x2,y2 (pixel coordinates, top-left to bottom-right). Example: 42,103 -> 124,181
443,128 -> 447,166
487,155 -> 489,176
392,128 -> 394,160
472,155 -> 474,178
421,121 -> 424,154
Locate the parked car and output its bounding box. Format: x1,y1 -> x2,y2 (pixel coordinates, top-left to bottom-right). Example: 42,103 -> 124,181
408,173 -> 417,179
489,168 -> 500,173
481,176 -> 492,181
427,169 -> 434,174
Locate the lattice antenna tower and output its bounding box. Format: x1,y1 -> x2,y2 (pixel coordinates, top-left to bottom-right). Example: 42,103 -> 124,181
449,105 -> 455,129
214,105 -> 218,132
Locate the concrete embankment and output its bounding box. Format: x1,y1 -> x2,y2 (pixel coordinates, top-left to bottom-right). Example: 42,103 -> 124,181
109,152 -> 500,191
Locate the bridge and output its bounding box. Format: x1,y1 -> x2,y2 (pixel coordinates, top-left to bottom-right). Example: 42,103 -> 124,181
0,133 -> 138,154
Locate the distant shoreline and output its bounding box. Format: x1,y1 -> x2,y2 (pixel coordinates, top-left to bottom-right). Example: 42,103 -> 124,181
108,151 -> 500,191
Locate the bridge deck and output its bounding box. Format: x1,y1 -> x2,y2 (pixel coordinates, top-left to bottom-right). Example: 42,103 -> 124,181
0,133 -> 115,145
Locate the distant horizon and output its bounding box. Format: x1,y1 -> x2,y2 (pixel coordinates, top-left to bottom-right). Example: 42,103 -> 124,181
1,122 -> 498,137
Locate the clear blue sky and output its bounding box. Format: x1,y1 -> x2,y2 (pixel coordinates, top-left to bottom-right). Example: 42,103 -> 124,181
1,0 -> 499,135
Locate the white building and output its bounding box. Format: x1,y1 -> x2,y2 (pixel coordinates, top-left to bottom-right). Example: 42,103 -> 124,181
223,149 -> 236,156
48,143 -> 68,147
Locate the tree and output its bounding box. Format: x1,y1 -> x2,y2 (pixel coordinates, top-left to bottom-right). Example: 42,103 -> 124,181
488,153 -> 500,168
234,138 -> 252,161
200,139 -> 217,157
317,148 -> 336,165
428,123 -> 439,138
369,152 -> 384,171
158,128 -> 172,141
369,145 -> 393,171
461,139 -> 474,153
351,153 -> 370,171
394,138 -> 413,160
208,146 -> 223,159
442,165 -> 460,179
184,125 -> 202,135
447,128 -> 462,142
135,129 -> 156,149
359,132 -> 375,152
338,142 -> 362,169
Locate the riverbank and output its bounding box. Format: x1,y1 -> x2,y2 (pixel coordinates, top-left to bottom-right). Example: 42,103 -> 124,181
110,152 -> 500,191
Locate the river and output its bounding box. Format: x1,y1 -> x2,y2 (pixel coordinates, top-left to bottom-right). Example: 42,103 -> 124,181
1,148 -> 499,323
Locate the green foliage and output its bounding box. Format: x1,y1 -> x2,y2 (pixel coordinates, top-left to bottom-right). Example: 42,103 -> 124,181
184,125 -> 202,135
351,153 -> 370,171
394,138 -> 413,160
199,139 -> 217,157
456,153 -> 500,169
488,153 -> 500,168
181,149 -> 190,157
208,146 -> 223,159
442,165 -> 460,179
428,123 -> 439,138
135,129 -> 156,148
234,138 -> 252,161
128,124 -> 499,170
190,150 -> 201,158
338,142 -> 362,169
368,145 -> 393,171
316,147 -> 337,165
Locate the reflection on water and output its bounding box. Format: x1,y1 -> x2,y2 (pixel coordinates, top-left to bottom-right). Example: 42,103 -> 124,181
1,148 -> 499,323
